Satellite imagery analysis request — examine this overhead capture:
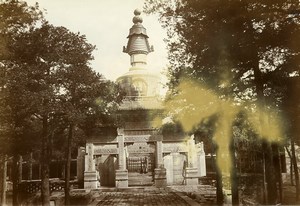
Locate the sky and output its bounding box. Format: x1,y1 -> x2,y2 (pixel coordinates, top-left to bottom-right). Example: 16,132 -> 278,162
25,0 -> 168,81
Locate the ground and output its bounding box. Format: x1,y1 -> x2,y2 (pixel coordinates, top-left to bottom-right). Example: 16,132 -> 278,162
283,182 -> 300,205
52,187 -> 200,206
93,188 -> 192,206
6,182 -> 300,205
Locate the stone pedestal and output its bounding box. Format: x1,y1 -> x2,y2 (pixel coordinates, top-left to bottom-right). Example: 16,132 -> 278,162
115,169 -> 128,188
185,167 -> 198,185
84,171 -> 98,189
154,168 -> 167,187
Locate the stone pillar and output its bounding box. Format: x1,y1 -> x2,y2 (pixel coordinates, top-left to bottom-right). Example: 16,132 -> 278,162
77,147 -> 85,188
154,140 -> 167,187
84,143 -> 98,189
115,128 -> 128,188
185,135 -> 198,185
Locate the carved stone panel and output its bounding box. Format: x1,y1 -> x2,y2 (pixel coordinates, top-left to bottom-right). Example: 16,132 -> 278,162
124,135 -> 162,142
163,142 -> 187,153
94,144 -> 118,155
127,142 -> 155,154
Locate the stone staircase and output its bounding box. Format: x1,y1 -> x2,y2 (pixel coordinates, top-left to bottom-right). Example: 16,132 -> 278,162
128,172 -> 154,186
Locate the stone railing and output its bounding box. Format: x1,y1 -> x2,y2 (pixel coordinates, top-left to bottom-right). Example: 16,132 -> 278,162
18,179 -> 78,194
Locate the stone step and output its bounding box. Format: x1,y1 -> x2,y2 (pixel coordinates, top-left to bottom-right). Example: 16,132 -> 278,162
128,172 -> 153,176
129,182 -> 154,186
128,176 -> 153,180
128,175 -> 153,179
128,172 -> 154,186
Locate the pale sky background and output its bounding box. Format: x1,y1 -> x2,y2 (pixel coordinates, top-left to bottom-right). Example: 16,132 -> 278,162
25,0 -> 169,82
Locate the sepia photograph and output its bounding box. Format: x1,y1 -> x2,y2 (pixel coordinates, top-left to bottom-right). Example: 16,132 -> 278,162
0,0 -> 300,205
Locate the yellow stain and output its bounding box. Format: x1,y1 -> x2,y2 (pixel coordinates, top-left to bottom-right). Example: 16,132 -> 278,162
160,78 -> 284,188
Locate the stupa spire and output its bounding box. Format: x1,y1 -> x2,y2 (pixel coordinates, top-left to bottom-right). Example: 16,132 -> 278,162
123,9 -> 154,69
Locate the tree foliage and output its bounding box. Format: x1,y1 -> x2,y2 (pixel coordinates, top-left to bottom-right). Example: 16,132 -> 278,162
145,0 -> 300,105
145,0 -> 300,204
1,1 -> 124,205
0,0 -> 44,155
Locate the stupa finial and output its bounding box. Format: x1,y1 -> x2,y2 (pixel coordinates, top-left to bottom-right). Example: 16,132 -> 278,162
132,8 -> 143,24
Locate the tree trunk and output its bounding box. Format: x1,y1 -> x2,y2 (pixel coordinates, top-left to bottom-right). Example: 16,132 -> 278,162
216,167 -> 224,205
286,146 -> 294,185
253,58 -> 279,204
18,156 -> 22,183
211,141 -> 224,205
1,155 -> 7,206
262,152 -> 267,204
41,160 -> 50,206
230,138 -> 239,205
213,143 -> 224,205
41,116 -> 50,206
273,143 -> 283,203
262,141 -> 277,204
12,155 -> 19,206
291,158 -> 294,185
28,152 -> 33,180
291,137 -> 300,200
65,123 -> 73,205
